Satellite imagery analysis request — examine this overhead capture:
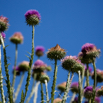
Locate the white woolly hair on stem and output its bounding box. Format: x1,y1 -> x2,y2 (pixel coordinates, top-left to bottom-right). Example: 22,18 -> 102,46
45,80 -> 49,103
70,93 -> 76,103
14,72 -> 24,102
0,44 -> 5,103
33,81 -> 40,103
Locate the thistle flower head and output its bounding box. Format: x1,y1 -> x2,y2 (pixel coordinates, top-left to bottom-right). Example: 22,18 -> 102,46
47,44 -> 66,60
0,16 -> 9,32
12,66 -> 20,75
10,32 -> 23,44
35,46 -> 45,57
70,82 -> 79,93
18,61 -> 29,72
25,10 -> 41,26
91,69 -> 103,83
84,86 -> 93,99
97,86 -> 103,96
61,56 -> 84,73
78,43 -> 100,64
53,98 -> 62,103
40,74 -> 50,83
33,60 -> 47,73
57,82 -> 66,92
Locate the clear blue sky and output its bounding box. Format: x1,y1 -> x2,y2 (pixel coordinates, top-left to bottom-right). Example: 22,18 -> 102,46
0,0 -> 103,103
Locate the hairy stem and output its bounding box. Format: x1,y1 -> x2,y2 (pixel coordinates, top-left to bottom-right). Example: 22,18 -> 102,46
23,25 -> 35,102
12,44 -> 18,90
86,64 -> 89,86
0,45 -> 5,103
62,73 -> 74,103
91,60 -> 97,103
40,82 -> 44,103
51,59 -> 58,103
70,93 -> 76,103
14,72 -> 24,102
78,71 -> 81,103
0,32 -> 13,102
45,80 -> 49,103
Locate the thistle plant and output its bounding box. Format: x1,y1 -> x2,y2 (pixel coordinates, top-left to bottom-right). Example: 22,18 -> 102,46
47,44 -> 66,103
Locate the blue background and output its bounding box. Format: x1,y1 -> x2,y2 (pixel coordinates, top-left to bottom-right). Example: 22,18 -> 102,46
0,0 -> 103,103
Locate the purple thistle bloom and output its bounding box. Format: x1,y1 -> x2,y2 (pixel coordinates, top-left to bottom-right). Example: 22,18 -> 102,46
36,46 -> 45,52
71,82 -> 79,88
33,60 -> 47,69
13,66 -> 20,71
84,86 -> 93,92
84,97 -> 100,103
81,43 -> 95,53
72,97 -> 78,103
71,82 -> 79,93
25,10 -> 41,20
1,32 -> 6,38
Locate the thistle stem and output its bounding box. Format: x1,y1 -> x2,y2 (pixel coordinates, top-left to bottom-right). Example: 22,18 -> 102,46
70,93 -> 76,103
40,82 -> 44,103
45,80 -> 49,103
12,44 -> 18,90
0,45 -> 5,103
14,72 -> 24,102
62,73 -> 74,103
33,81 -> 40,103
51,59 -> 58,103
0,32 -> 13,102
26,75 -> 36,103
24,25 -> 35,101
86,64 -> 89,86
91,60 -> 97,103
78,71 -> 81,103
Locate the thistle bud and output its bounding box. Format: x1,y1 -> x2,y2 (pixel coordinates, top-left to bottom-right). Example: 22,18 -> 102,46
57,82 -> 66,92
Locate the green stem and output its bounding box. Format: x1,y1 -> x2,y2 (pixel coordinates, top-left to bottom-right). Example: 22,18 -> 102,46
86,64 -> 89,86
23,25 -> 35,102
51,59 -> 58,103
14,72 -> 24,102
0,32 -> 13,102
45,80 -> 49,103
26,75 -> 36,103
70,93 -> 76,103
40,83 -> 44,103
12,44 -> 18,89
0,45 -> 5,103
91,60 -> 97,103
78,71 -> 81,103
62,73 -> 74,103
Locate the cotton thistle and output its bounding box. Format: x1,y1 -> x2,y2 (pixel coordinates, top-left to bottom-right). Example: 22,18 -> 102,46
35,46 -> 45,58
0,16 -> 9,32
47,44 -> 66,103
78,43 -> 100,103
18,61 -> 29,72
10,32 -> 23,44
25,10 -> 41,26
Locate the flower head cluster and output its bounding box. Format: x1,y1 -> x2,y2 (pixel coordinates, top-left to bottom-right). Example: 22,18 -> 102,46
57,82 -> 66,92
0,32 -> 6,44
53,98 -> 62,103
47,44 -> 66,60
0,16 -> 9,32
35,46 -> 45,57
78,43 -> 100,64
61,56 -> 84,73
70,82 -> 79,93
25,10 -> 41,26
91,69 -> 103,83
18,61 -> 29,72
10,32 -> 23,44
33,60 -> 47,73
